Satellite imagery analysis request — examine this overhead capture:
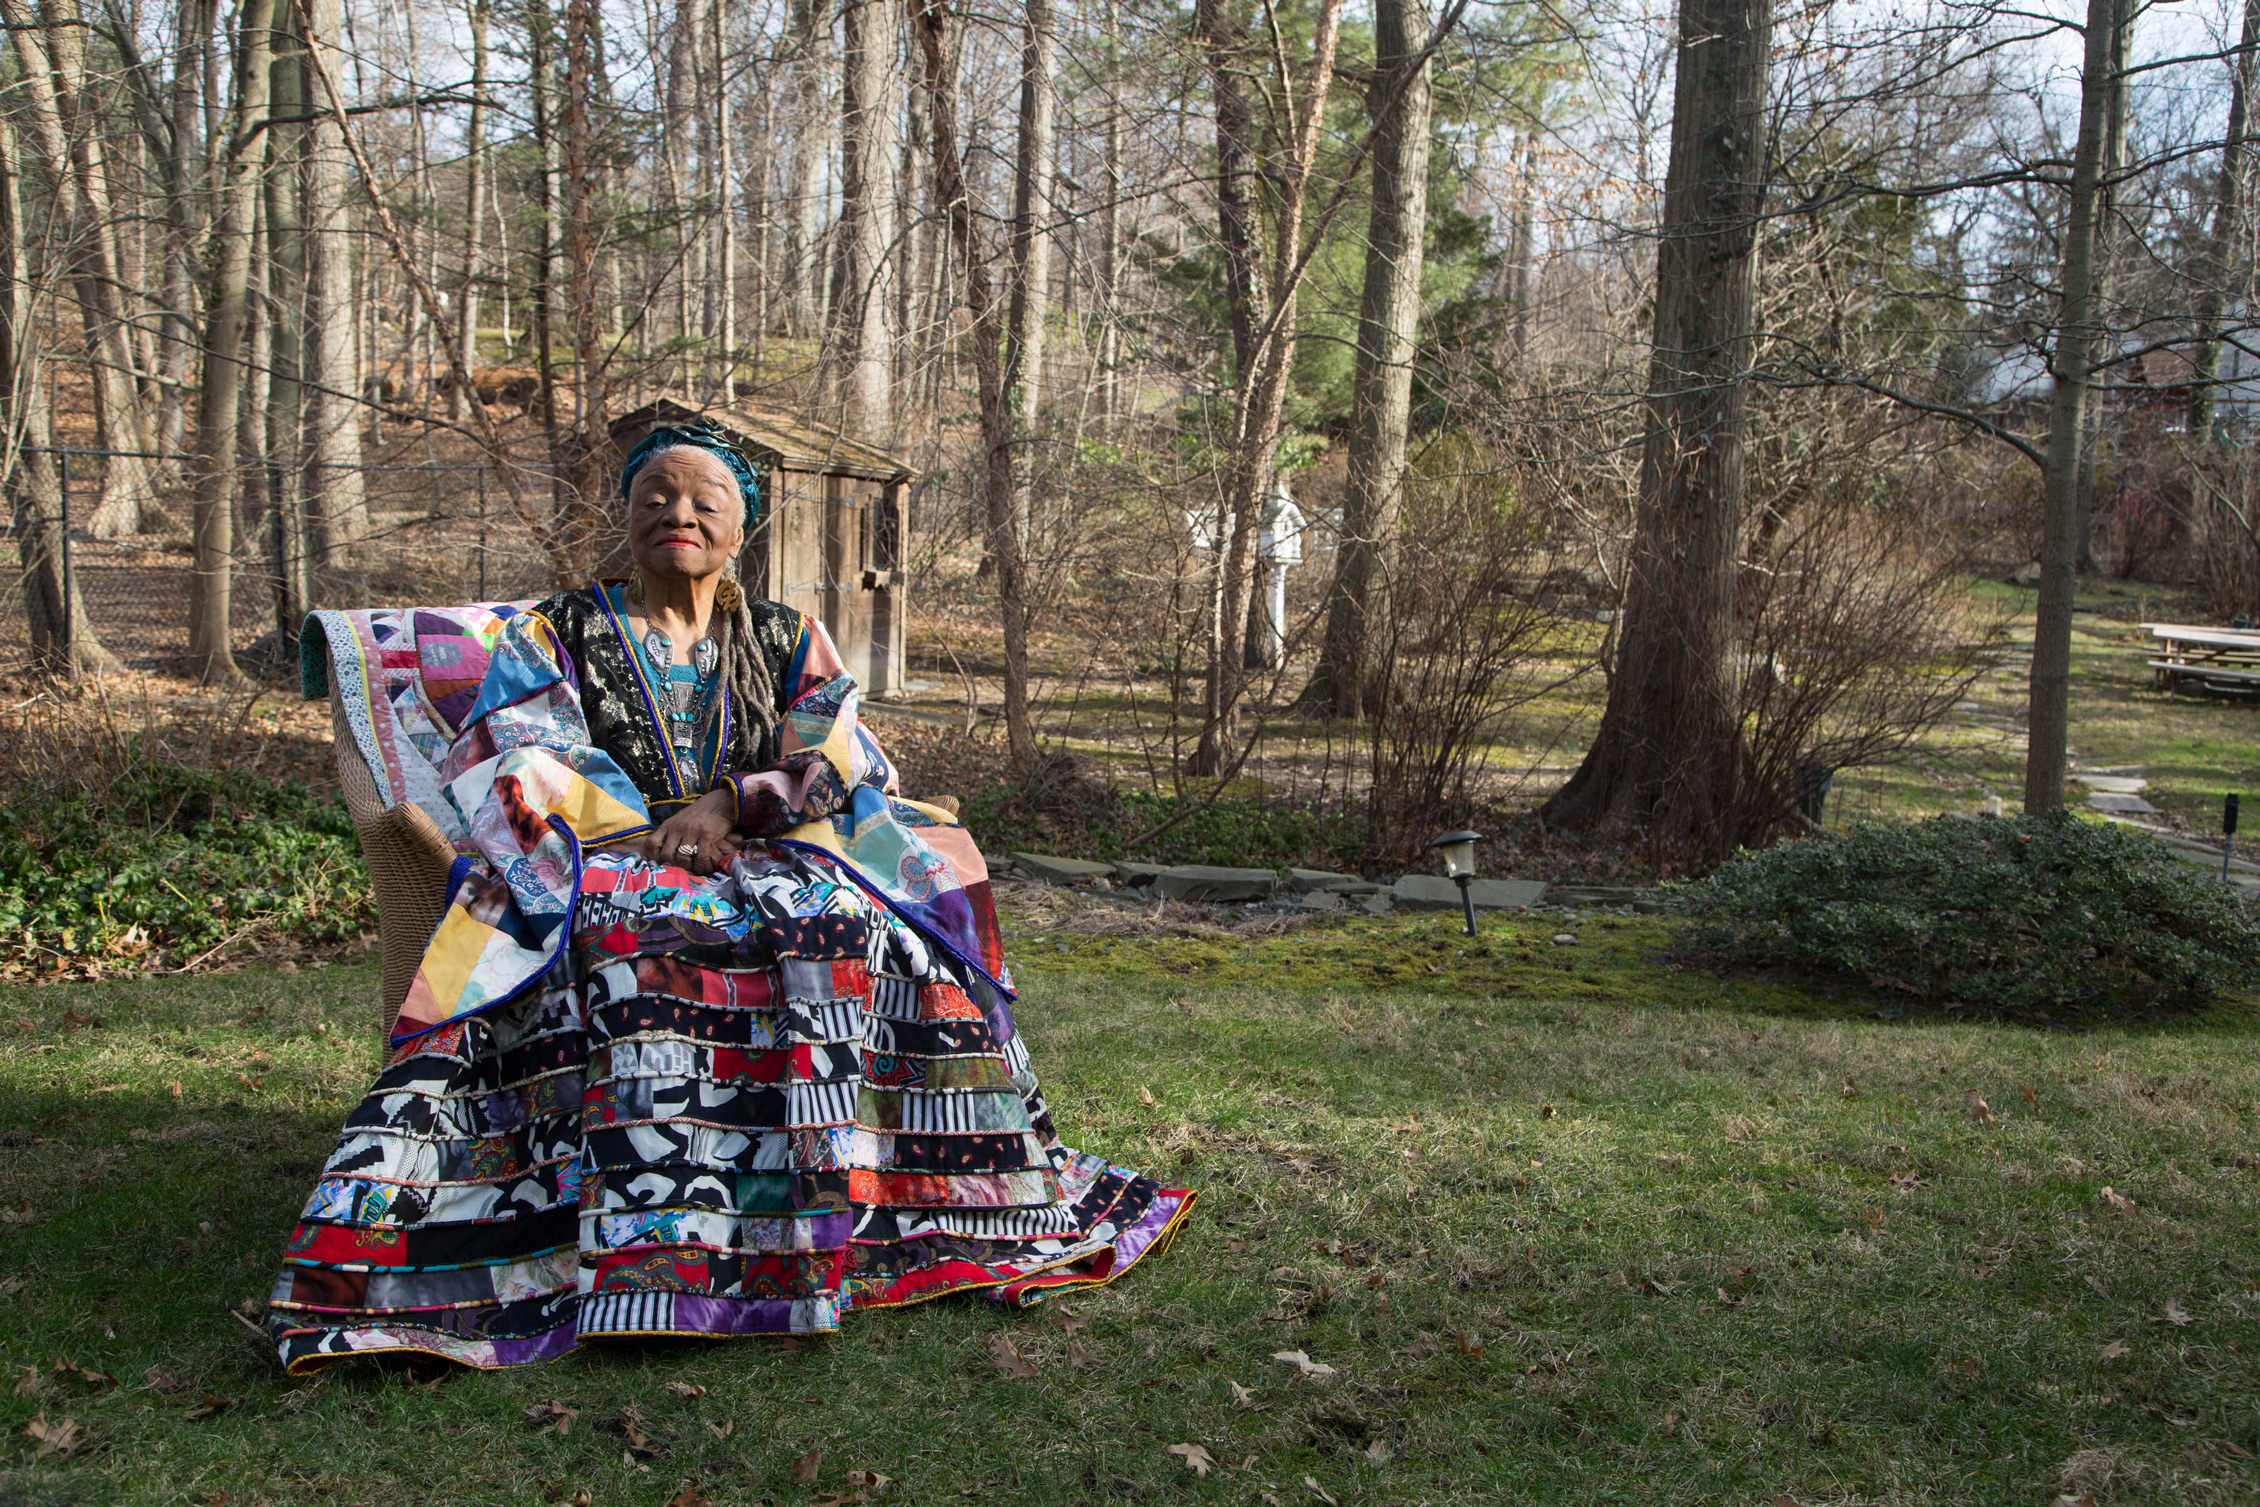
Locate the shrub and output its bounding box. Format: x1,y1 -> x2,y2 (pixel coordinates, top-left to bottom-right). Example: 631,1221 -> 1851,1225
1670,810 -> 2260,1016
0,767 -> 372,976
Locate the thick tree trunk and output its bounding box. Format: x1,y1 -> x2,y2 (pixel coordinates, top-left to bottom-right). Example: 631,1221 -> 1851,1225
2024,0 -> 2121,814
2191,0 -> 2259,440
1304,0 -> 1435,719
1,118 -> 117,675
909,0 -> 1036,769
1194,0 -> 1259,383
300,0 -> 367,575
835,0 -> 897,439
188,0 -> 277,681
1538,0 -> 1773,861
786,0 -> 832,340
1005,0 -> 1057,429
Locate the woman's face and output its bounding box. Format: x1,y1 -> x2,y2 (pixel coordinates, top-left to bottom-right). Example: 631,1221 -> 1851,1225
626,446 -> 746,589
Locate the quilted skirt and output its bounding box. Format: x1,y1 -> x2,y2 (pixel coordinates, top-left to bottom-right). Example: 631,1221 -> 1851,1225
267,846 -> 1194,1372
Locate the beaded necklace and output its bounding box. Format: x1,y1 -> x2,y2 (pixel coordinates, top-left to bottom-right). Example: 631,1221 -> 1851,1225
640,625 -> 720,768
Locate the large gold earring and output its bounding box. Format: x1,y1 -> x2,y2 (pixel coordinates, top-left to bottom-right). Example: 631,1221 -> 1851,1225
625,573 -> 645,604
716,564 -> 743,613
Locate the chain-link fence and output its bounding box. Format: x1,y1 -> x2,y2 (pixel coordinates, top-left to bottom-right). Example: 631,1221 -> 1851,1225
0,438 -> 565,678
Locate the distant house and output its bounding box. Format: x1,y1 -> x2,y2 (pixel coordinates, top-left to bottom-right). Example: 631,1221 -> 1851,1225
609,399 -> 913,697
1965,319 -> 2260,439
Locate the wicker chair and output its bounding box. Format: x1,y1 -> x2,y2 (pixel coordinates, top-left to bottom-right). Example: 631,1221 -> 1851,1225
329,683 -> 459,1024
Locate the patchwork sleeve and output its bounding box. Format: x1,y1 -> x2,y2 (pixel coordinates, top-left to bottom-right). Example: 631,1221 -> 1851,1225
718,616 -> 902,836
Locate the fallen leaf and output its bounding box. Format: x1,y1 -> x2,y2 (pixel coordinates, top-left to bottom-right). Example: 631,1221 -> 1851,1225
1272,1349 -> 1337,1378
12,1367 -> 42,1396
985,1333 -> 1039,1379
1662,1404 -> 1683,1437
184,1395 -> 238,1420
1050,1305 -> 1089,1336
667,1487 -> 712,1507
2098,1341 -> 2129,1361
664,1381 -> 707,1399
704,1419 -> 735,1439
1397,1334 -> 1443,1360
1137,1085 -> 1156,1107
1363,1438 -> 1392,1464
1305,1475 -> 1339,1505
2051,1494 -> 2097,1507
1965,1090 -> 1995,1125
1455,1333 -> 1486,1357
2098,1185 -> 2137,1215
1064,1338 -> 1098,1370
49,1357 -> 114,1390
524,1400 -> 580,1436
1166,1444 -> 1215,1478
25,1412 -> 85,1457
1540,1104 -> 1558,1120
794,1446 -> 824,1481
1229,1380 -> 1256,1408
2019,1082 -> 2041,1111
142,1366 -> 193,1397
2161,1299 -> 2195,1326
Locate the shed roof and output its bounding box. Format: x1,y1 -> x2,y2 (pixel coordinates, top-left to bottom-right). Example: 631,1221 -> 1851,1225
610,397 -> 913,483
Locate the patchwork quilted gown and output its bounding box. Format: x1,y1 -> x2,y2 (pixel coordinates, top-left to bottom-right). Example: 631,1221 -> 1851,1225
268,586 -> 1193,1372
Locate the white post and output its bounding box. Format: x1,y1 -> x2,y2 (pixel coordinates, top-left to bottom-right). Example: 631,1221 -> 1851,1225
1268,556 -> 1288,666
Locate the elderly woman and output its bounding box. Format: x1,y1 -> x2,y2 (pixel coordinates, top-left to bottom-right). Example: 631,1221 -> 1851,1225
267,426 -> 1193,1372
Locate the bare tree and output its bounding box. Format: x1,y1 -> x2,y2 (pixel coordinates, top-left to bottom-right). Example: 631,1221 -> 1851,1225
187,0 -> 278,680
1304,0 -> 1435,719
2023,0 -> 2121,814
834,0 -> 896,438
2,0 -> 160,535
453,0 -> 493,422
301,0 -> 367,573
1004,0 -> 1057,428
0,117 -> 117,675
2191,0 -> 2259,441
909,0 -> 1035,767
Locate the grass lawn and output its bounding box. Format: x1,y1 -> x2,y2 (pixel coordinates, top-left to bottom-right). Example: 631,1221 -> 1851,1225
3,916 -> 2259,1506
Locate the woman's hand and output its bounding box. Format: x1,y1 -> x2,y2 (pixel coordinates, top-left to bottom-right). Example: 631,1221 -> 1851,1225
646,787 -> 743,878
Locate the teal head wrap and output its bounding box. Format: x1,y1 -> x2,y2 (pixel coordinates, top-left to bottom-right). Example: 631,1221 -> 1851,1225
618,423 -> 762,533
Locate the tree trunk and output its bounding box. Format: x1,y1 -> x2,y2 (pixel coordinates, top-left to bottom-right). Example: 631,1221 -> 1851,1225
156,0 -> 211,468
558,0 -> 610,577
2024,0 -> 2121,814
188,0 -> 277,681
2071,0 -> 2129,577
1094,0 -> 1123,432
1538,0 -> 1773,861
265,0 -> 312,640
1005,0 -> 1057,429
1,117 -> 117,675
909,0 -> 1036,769
1304,0 -> 1434,719
454,0 -> 491,422
835,0 -> 896,439
786,0 -> 832,340
2190,0 -> 2259,440
1190,0 -> 1345,776
712,0 -> 736,403
300,0 -> 368,577
1194,0 -> 1259,383
2,0 -> 158,536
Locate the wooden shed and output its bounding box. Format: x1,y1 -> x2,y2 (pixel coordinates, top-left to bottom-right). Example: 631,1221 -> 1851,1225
609,399 -> 913,697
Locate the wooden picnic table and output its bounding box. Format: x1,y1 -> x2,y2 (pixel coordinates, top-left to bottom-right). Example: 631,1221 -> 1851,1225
2143,621 -> 2260,692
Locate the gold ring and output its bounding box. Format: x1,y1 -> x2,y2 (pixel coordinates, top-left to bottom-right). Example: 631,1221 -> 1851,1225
676,842 -> 700,858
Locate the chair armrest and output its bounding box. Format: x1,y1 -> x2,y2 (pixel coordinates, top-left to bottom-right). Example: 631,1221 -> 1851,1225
331,689 -> 458,1029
